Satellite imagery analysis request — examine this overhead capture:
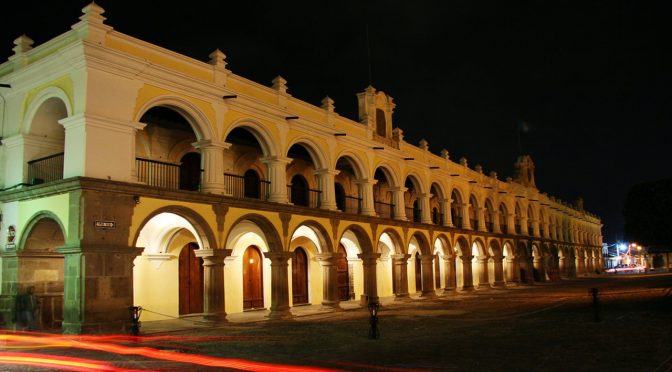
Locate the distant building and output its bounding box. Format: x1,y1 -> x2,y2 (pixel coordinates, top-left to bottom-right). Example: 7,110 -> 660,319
0,3 -> 603,333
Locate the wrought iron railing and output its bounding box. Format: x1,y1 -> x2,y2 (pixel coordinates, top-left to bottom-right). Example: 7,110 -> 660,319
342,195 -> 362,214
224,173 -> 271,201
374,201 -> 394,219
515,224 -> 522,234
136,158 -> 180,189
27,152 -> 64,184
500,224 -> 508,234
432,212 -> 444,225
287,185 -> 322,208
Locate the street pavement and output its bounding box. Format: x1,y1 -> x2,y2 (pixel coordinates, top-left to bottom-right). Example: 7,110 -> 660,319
2,272 -> 671,371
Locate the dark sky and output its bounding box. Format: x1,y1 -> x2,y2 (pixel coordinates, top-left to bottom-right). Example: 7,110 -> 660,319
3,1 -> 670,243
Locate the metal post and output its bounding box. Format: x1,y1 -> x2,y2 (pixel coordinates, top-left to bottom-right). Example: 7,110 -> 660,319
129,306 -> 143,336
368,300 -> 380,339
590,288 -> 600,322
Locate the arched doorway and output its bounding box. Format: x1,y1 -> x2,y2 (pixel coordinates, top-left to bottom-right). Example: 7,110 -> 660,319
243,246 -> 264,309
244,169 -> 261,199
179,152 -> 201,191
415,253 -> 422,293
335,183 -> 346,212
336,245 -> 350,301
178,243 -> 203,315
290,175 -> 309,207
292,247 -> 309,305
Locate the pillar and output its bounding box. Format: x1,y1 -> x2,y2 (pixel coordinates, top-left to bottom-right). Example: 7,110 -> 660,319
533,255 -> 546,282
58,244 -> 142,334
316,253 -> 341,309
391,187 -> 408,221
358,253 -> 381,304
520,216 -> 529,235
357,178 -> 377,216
492,210 -> 501,233
532,219 -> 541,237
506,256 -> 519,284
419,193 -> 433,224
576,252 -> 586,276
441,199 -> 453,227
194,249 -> 231,322
460,255 -> 475,291
265,251 -> 293,319
507,213 -> 516,235
477,208 -> 487,232
262,156 -> 291,204
392,254 -> 410,300
193,140 -> 230,194
420,255 -> 437,297
559,255 -> 567,278
461,203 -> 472,230
314,169 -> 339,211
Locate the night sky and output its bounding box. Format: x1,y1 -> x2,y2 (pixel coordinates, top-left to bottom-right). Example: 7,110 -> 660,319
2,1 -> 670,243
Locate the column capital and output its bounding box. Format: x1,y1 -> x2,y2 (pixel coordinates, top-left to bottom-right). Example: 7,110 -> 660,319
192,139 -> 232,150
391,253 -> 411,262
357,252 -> 382,264
265,251 -> 293,263
194,249 -> 232,264
389,186 -> 408,193
420,254 -> 435,263
313,168 -> 340,176
316,252 -> 335,263
354,178 -> 378,186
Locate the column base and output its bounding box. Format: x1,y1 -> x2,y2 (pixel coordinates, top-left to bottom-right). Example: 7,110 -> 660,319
394,293 -> 412,301
320,301 -> 343,311
201,313 -> 228,323
267,308 -> 293,320
420,290 -> 437,298
460,286 -> 475,292
360,295 -> 380,306
477,283 -> 492,290
492,281 -> 506,288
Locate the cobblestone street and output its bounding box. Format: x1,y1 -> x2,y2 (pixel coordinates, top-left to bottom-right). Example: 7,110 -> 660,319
2,273 -> 671,371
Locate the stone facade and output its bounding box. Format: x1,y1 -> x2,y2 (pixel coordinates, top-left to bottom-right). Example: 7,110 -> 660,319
0,3 -> 603,333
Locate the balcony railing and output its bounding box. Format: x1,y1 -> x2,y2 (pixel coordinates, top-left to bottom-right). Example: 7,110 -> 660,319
500,224 -> 508,234
27,152 -> 64,184
224,173 -> 270,201
453,216 -> 463,228
374,201 -> 394,219
287,186 -> 322,208
515,224 -> 522,234
342,195 -> 362,214
470,218 -> 478,229
486,222 -> 494,232
136,158 -> 180,189
432,212 -> 443,225
406,207 -> 421,222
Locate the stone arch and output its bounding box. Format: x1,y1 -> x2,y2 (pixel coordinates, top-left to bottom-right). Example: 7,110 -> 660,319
286,136 -> 329,171
289,220 -> 333,254
334,151 -> 368,180
338,224 -> 373,255
433,234 -> 453,257
22,87 -> 72,134
410,231 -> 431,255
404,172 -> 427,195
225,119 -> 278,158
454,236 -> 471,257
429,180 -> 448,200
372,163 -> 401,188
377,228 -> 404,255
136,95 -> 214,142
18,211 -> 67,252
133,206 -> 217,251
226,214 -> 284,253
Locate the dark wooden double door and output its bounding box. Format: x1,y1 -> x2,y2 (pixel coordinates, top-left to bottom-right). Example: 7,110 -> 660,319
292,248 -> 309,305
243,246 -> 264,309
337,245 -> 350,301
179,243 -> 203,315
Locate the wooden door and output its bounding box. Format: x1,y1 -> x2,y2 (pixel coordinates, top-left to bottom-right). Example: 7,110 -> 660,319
336,245 -> 350,301
415,253 -> 422,292
179,243 -> 203,315
292,248 -> 309,305
243,246 -> 264,309
179,152 -> 201,191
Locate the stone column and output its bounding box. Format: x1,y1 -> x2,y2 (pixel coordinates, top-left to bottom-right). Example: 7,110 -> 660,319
492,255 -> 506,287
492,210 -> 502,233
520,216 -> 529,235
58,244 -> 142,334
461,203 -> 472,230
261,156 -> 291,204
314,169 -> 339,211
541,222 -> 550,239
477,257 -> 490,288
586,253 -> 594,273
357,179 -> 377,216
576,253 -> 586,276
533,255 -> 546,282
420,255 -> 437,297
192,140 -> 230,195
559,255 -> 567,278
419,193 -> 433,224
316,253 -> 341,310
441,199 -> 453,227
477,208 -> 487,232
391,254 -> 410,300
358,253 -> 381,304
460,255 -> 475,291
506,256 -> 519,284
265,251 -> 293,319
194,249 -> 231,322
443,256 -> 456,291
532,219 -> 541,237
507,213 -> 516,235
390,187 -> 408,221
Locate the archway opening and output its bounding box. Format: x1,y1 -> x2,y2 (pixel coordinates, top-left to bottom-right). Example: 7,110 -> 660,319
224,127 -> 269,200
287,144 -> 320,208
26,97 -> 67,184
373,168 -> 394,218
335,156 -> 362,214
451,189 -> 464,228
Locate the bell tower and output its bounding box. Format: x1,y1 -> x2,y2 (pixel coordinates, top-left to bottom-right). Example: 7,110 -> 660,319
513,155 -> 536,188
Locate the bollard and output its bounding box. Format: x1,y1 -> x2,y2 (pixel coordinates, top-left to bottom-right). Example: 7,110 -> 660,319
128,306 -> 143,336
590,288 -> 600,322
368,300 -> 380,339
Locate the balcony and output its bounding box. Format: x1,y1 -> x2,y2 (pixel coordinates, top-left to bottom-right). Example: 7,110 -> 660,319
136,158 -> 180,189
27,152 -> 64,185
375,200 -> 394,219
224,173 -> 270,201
341,195 -> 362,214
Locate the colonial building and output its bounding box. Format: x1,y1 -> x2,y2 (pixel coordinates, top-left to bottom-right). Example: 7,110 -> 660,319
0,4 -> 603,334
